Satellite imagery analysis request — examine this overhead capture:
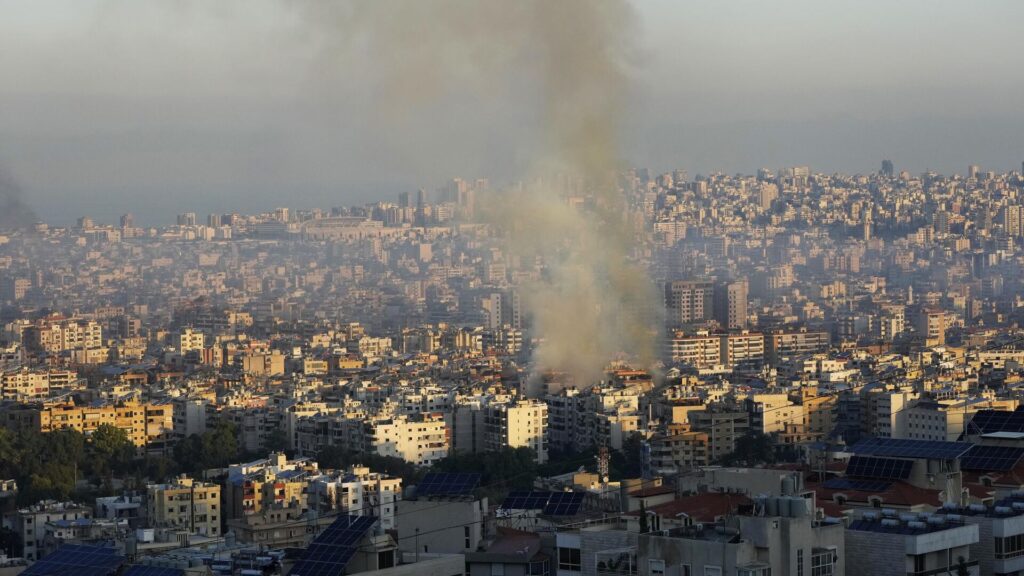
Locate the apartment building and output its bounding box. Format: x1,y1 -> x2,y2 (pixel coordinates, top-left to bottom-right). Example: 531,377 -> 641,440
147,475 -> 221,537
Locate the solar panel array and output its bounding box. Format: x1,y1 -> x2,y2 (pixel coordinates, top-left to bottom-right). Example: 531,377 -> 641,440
542,492 -> 585,516
415,472 -> 482,497
960,445 -> 1024,471
846,455 -> 913,480
288,515 -> 376,576
499,491 -> 585,516
502,491 -> 551,510
849,437 -> 973,460
21,544 -> 124,576
122,566 -> 185,576
968,408 -> 1024,434
822,477 -> 892,492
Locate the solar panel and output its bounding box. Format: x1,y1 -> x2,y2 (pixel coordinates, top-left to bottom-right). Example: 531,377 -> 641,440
22,544 -> 124,576
846,455 -> 913,480
849,437 -> 973,460
822,477 -> 892,492
501,490 -> 553,510
288,515 -> 376,576
416,472 -> 481,497
967,408 -> 1024,434
123,566 -> 185,576
960,445 -> 1024,471
542,492 -> 585,516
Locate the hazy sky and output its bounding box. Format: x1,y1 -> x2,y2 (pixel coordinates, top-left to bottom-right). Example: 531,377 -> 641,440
1,0 -> 1023,224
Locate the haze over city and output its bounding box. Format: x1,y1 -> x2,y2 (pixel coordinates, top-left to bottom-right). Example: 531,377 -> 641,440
3,2 -> 1024,576
1,0 -> 1023,223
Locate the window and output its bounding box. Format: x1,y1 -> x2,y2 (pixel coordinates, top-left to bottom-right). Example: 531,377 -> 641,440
703,567 -> 721,576
648,559 -> 665,576
492,563 -> 505,576
996,534 -> 1024,560
811,551 -> 835,576
558,548 -> 582,572
680,565 -> 691,576
913,554 -> 926,574
797,548 -> 804,576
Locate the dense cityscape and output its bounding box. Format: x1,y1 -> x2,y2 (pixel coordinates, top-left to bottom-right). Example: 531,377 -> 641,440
1,162 -> 1024,576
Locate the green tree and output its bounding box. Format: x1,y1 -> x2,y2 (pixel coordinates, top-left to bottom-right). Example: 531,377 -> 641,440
720,432 -> 775,466
609,434 -> 644,479
90,424 -> 136,477
263,428 -> 290,454
172,420 -> 240,476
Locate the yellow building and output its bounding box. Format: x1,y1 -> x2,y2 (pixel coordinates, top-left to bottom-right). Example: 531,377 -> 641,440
147,475 -> 221,536
3,400 -> 173,448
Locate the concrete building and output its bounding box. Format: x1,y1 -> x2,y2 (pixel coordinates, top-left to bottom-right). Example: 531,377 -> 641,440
307,466 -> 403,530
665,281 -> 714,328
6,501 -> 92,562
146,475 -> 221,537
485,400 -> 549,464
638,496 -> 844,576
845,510 -> 979,576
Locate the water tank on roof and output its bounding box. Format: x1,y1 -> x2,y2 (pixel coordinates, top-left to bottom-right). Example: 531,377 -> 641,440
882,508 -> 897,517
790,497 -> 809,517
995,506 -> 1013,515
969,504 -> 987,513
907,521 -> 927,530
881,519 -> 900,527
782,475 -> 796,496
766,498 -> 778,516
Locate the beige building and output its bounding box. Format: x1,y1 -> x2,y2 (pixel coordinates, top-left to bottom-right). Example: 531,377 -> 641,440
147,475 -> 221,536
4,400 -> 174,448
665,331 -> 722,368
23,318 -> 103,354
484,399 -> 548,463
720,331 -> 765,370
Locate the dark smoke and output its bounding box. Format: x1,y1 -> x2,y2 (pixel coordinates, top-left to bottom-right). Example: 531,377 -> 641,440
0,166 -> 38,231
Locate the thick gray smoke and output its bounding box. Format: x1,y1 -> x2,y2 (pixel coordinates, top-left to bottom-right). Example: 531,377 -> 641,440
0,166 -> 38,231
306,0 -> 660,390
305,0 -> 658,390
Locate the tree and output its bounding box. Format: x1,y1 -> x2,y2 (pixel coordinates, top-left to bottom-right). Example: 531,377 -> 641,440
719,432 -> 775,466
90,424 -> 136,478
956,556 -> 970,576
263,429 -> 290,454
172,421 -> 240,476
609,435 -> 644,479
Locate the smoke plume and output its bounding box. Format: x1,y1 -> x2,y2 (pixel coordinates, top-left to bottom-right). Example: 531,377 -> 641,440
0,165 -> 39,231
306,0 -> 659,390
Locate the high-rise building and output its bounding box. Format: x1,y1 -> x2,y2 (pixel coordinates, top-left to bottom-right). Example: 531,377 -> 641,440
969,164 -> 980,179
916,307 -> 946,346
664,280 -> 714,328
119,213 -> 134,229
933,210 -> 950,235
1000,205 -> 1022,237
881,159 -> 894,177
713,279 -> 748,329
177,212 -> 197,226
